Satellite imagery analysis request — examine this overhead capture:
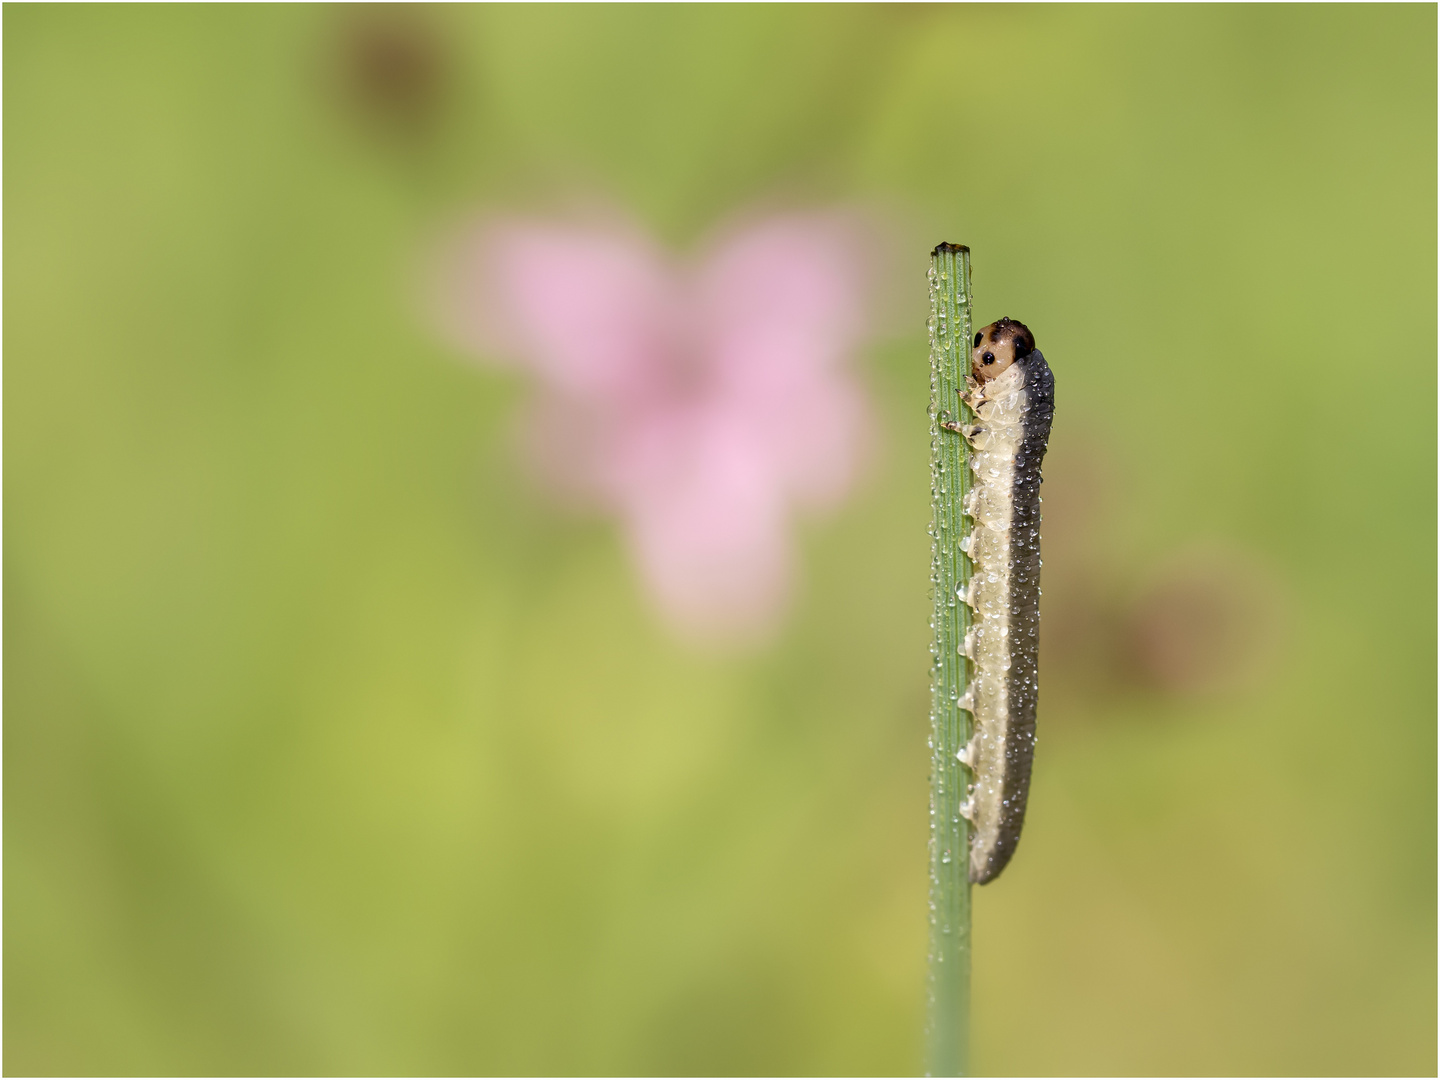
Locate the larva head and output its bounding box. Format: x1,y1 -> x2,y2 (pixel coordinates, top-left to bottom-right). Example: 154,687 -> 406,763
971,317 -> 1035,382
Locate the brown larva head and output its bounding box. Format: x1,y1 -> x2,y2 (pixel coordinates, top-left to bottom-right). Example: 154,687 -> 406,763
971,317 -> 1036,382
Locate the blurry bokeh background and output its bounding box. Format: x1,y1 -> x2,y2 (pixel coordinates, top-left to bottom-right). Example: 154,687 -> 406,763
6,5 -> 1435,1075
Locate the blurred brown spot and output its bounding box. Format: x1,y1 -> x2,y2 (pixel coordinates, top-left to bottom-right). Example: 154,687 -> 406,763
883,4 -> 951,23
1032,436 -> 1125,694
1118,545 -> 1286,697
335,6 -> 448,141
1037,432 -> 1288,715
1037,434 -> 1118,568
1040,569 -> 1126,699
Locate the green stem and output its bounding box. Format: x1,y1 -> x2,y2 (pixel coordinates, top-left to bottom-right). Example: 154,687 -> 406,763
926,242 -> 973,1077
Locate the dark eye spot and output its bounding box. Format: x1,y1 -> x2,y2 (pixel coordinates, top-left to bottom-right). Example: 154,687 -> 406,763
973,332 -> 983,348
982,352 -> 995,364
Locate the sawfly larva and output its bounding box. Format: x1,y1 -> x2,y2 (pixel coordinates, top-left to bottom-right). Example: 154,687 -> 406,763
941,317 -> 1054,884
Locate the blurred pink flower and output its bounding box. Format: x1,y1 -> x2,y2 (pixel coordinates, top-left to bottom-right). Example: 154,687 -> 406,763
439,208 -> 882,643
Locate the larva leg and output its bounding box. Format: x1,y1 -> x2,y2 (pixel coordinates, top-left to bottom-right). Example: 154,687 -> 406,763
959,627 -> 977,659
956,734 -> 979,768
939,419 -> 985,448
942,390 -> 985,442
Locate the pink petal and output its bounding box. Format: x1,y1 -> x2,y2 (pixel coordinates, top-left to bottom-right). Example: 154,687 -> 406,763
617,407 -> 793,641
695,211 -> 874,382
692,210 -> 878,507
444,217 -> 681,406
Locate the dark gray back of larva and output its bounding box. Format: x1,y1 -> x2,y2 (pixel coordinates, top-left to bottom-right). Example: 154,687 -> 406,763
975,349 -> 1054,884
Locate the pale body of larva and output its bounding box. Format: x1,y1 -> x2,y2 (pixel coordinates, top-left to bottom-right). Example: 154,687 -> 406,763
946,318 -> 1053,884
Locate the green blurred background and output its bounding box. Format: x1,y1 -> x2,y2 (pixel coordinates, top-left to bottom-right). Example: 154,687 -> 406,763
6,5 -> 1435,1075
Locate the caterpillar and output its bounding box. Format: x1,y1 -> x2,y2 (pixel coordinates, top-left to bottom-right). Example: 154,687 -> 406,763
941,317 -> 1054,884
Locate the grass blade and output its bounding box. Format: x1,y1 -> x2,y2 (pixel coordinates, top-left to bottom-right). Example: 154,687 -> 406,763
925,242 -> 974,1077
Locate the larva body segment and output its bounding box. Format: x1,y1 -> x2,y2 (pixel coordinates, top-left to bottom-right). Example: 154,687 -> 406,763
960,319 -> 1054,885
